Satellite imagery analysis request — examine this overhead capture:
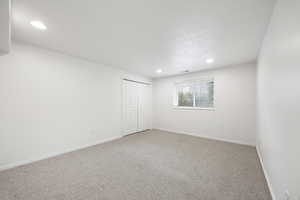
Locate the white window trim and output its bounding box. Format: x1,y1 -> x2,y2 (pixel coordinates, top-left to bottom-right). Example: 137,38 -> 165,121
174,77 -> 214,85
173,77 -> 215,110
173,106 -> 215,111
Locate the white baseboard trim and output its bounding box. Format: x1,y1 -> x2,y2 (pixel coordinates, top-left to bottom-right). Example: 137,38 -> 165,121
256,146 -> 276,200
0,135 -> 122,172
154,128 -> 255,147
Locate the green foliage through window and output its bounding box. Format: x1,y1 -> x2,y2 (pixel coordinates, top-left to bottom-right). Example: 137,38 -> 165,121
178,91 -> 193,107
176,79 -> 214,108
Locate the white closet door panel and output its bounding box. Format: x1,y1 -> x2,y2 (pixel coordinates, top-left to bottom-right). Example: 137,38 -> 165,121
146,85 -> 152,130
123,80 -> 139,135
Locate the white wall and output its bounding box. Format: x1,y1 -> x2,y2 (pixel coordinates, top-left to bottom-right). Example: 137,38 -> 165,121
0,0 -> 11,54
0,42 -> 151,170
257,0 -> 300,199
153,63 -> 257,146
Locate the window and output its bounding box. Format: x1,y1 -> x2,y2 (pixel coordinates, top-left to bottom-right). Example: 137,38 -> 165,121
174,78 -> 214,109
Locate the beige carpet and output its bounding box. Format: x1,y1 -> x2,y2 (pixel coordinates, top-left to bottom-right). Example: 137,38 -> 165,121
0,130 -> 271,200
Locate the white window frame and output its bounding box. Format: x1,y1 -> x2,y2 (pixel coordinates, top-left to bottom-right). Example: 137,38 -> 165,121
173,78 -> 215,110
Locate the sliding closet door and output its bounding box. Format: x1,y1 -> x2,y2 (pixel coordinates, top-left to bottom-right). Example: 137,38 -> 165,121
123,80 -> 139,135
123,80 -> 152,135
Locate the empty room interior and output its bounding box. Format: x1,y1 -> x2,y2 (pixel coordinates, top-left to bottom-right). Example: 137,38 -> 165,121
0,0 -> 299,199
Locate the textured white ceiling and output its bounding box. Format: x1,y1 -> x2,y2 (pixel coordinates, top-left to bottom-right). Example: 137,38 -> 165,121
12,0 -> 275,78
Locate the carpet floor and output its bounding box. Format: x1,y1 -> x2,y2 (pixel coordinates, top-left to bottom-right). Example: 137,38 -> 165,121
0,130 -> 271,200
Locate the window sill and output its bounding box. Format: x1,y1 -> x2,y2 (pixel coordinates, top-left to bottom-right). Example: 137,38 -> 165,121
173,106 -> 215,111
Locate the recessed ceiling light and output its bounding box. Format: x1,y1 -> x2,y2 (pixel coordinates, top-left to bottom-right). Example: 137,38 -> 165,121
206,58 -> 214,64
30,21 -> 47,30
156,69 -> 162,74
